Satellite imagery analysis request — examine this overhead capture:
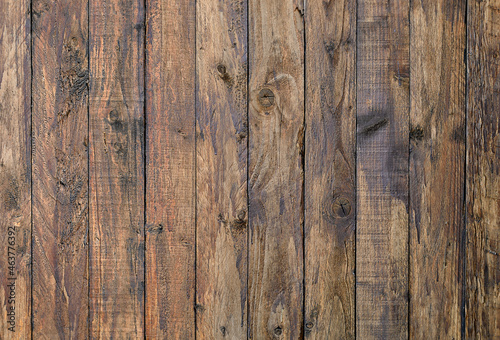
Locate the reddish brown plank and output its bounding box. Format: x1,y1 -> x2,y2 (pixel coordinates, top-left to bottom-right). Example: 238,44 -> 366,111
304,0 -> 356,338
466,0 -> 500,337
248,0 -> 305,338
32,0 -> 89,337
195,0 -> 248,338
356,0 -> 410,338
0,0 -> 31,337
145,0 -> 196,337
409,0 -> 466,338
88,0 -> 145,337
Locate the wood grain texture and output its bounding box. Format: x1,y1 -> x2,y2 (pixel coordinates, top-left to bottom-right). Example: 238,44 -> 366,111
304,0 -> 356,338
195,0 -> 248,338
145,0 -> 196,337
409,0 -> 466,338
0,0 -> 31,337
356,0 -> 409,338
88,0 -> 145,337
466,0 -> 500,337
32,0 -> 89,337
248,0 -> 304,338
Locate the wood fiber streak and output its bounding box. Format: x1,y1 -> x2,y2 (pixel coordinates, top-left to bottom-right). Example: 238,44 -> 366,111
248,0 -> 305,338
467,0 -> 500,337
0,0 -> 31,337
304,0 -> 356,338
145,0 -> 196,337
356,0 -> 409,338
409,0 -> 466,338
32,0 -> 89,337
195,0 -> 248,338
89,0 -> 145,337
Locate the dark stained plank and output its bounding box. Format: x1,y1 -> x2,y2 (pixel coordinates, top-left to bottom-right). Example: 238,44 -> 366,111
0,0 -> 31,337
145,0 -> 196,337
355,0 -> 409,338
466,0 -> 500,337
304,0 -> 356,338
409,0 -> 466,338
88,0 -> 145,337
195,0 -> 248,338
31,0 -> 89,337
248,0 -> 305,338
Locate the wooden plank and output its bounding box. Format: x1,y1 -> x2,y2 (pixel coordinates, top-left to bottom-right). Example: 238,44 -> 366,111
32,0 -> 89,337
0,0 -> 31,337
409,0 -> 466,338
355,0 -> 409,338
466,0 -> 500,337
248,0 -> 304,338
88,0 -> 145,337
195,0 -> 248,338
145,0 -> 196,337
304,0 -> 356,338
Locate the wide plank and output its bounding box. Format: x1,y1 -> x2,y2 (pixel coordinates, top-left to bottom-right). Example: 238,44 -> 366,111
88,0 -> 145,337
195,0 -> 248,338
32,0 -> 89,337
304,0 -> 356,338
0,0 -> 31,337
356,0 -> 410,338
145,0 -> 196,337
409,0 -> 466,338
248,0 -> 305,338
466,0 -> 500,337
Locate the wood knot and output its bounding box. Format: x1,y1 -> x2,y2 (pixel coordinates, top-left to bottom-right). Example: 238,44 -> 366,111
273,326 -> 283,337
220,326 -> 226,336
333,197 -> 351,217
258,88 -> 275,108
410,125 -> 424,141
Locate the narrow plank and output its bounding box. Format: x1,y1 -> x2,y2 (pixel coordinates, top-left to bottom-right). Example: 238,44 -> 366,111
248,0 -> 305,338
304,0 -> 356,338
466,0 -> 500,337
195,0 -> 248,338
356,0 -> 409,338
32,0 -> 89,337
145,0 -> 196,337
409,0 -> 466,338
88,0 -> 145,337
0,0 -> 31,337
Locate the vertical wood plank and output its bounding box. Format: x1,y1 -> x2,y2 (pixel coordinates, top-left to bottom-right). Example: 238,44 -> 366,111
145,0 -> 196,337
32,0 -> 89,337
356,0 -> 409,338
409,0 -> 466,338
0,0 -> 31,337
304,0 -> 356,338
195,0 -> 248,338
467,0 -> 500,337
88,0 -> 145,337
248,0 -> 305,338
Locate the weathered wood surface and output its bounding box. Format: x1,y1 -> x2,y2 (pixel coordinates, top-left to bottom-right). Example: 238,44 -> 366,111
248,0 -> 305,338
466,0 -> 500,337
0,0 -> 31,337
88,0 -> 145,337
195,0 -> 248,338
304,0 -> 356,338
32,0 -> 89,337
409,0 -> 466,338
145,0 -> 196,338
2,0 -> 500,338
356,0 -> 410,338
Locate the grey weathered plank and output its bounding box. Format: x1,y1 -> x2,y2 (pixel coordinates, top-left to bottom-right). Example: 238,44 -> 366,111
356,0 -> 410,338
